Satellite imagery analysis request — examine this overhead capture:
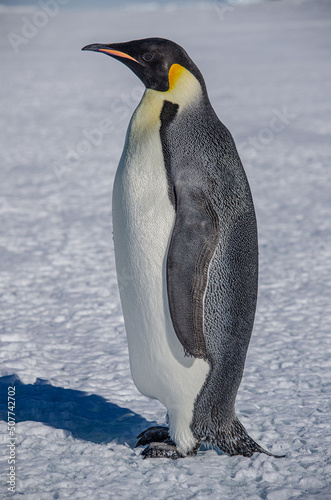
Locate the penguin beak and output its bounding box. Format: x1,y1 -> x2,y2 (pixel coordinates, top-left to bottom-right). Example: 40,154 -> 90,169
82,42 -> 147,87
81,43 -> 140,64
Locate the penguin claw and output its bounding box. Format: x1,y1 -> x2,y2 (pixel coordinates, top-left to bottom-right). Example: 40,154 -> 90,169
135,426 -> 170,447
141,441 -> 183,459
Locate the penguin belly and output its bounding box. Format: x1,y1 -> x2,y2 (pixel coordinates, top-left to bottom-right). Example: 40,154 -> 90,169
112,91 -> 210,454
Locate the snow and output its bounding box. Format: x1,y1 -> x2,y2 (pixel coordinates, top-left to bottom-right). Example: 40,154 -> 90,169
0,0 -> 331,498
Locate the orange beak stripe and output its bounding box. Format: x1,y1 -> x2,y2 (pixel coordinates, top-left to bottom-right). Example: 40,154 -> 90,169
98,49 -> 138,63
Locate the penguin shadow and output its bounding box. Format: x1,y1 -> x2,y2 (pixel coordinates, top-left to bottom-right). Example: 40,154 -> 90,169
0,374 -> 156,446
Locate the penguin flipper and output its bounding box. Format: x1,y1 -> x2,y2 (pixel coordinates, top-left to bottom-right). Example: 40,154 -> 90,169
167,186 -> 219,358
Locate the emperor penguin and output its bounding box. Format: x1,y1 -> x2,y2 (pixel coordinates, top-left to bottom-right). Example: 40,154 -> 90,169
82,38 -> 282,459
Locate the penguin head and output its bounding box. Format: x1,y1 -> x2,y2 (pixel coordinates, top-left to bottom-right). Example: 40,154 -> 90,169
82,37 -> 205,94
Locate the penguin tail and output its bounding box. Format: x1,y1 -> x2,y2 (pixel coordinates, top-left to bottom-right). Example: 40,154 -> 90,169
216,418 -> 285,458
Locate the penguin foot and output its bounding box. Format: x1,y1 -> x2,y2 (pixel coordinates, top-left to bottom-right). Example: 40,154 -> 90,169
141,441 -> 184,459
215,418 -> 286,458
135,426 -> 170,448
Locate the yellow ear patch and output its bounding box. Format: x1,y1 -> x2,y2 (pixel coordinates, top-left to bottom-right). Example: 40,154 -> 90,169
164,64 -> 202,107
168,64 -> 185,91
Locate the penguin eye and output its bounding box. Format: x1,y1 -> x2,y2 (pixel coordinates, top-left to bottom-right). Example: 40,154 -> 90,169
142,53 -> 154,62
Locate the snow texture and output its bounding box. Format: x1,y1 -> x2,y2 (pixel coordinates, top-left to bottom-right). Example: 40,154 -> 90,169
0,0 -> 331,498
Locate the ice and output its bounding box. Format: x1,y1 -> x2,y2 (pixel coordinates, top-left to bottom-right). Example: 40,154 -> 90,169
0,0 -> 331,498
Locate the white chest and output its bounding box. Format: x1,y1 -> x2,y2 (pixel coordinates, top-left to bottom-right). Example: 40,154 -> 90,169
111,88 -> 209,454
112,91 -> 177,392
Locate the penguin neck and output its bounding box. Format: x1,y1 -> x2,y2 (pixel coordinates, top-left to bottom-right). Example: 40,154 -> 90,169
130,64 -> 203,136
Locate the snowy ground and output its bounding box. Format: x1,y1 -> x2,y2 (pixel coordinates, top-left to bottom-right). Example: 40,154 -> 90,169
0,0 -> 331,498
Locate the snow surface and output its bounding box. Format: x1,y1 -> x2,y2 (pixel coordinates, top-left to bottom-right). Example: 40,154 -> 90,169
0,0 -> 331,498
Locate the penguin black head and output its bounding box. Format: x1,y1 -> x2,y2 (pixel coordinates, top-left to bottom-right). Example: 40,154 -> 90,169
82,37 -> 205,93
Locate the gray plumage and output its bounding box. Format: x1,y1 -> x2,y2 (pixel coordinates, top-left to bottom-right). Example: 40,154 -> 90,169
160,95 -> 262,456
